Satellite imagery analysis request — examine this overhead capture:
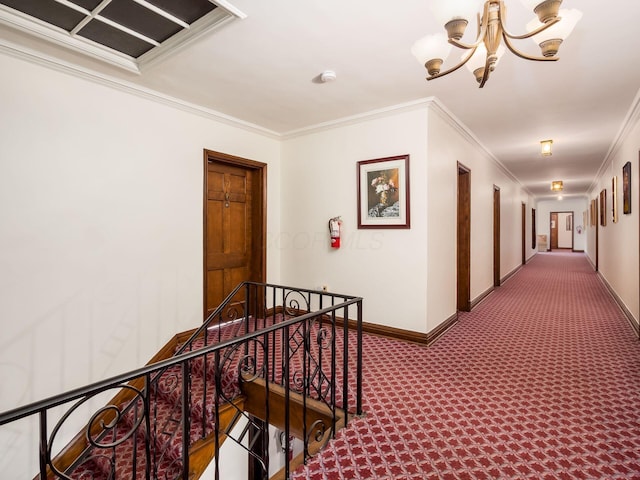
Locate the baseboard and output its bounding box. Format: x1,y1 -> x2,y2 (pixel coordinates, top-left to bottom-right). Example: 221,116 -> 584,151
596,272 -> 639,337
572,249 -> 585,253
337,317 -> 430,345
283,307 -> 458,346
501,264 -> 521,284
425,312 -> 458,345
471,286 -> 494,309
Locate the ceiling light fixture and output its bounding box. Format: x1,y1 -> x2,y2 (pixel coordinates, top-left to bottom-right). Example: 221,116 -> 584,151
551,180 -> 563,191
541,139 -> 553,156
411,1 -> 582,88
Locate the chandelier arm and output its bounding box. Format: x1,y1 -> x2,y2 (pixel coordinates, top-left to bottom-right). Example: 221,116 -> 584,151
501,16 -> 561,40
449,34 -> 485,51
478,61 -> 490,88
427,47 -> 478,81
501,33 -> 559,62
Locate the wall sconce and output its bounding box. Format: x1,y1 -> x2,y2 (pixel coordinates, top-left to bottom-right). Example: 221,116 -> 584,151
551,180 -> 563,191
541,139 -> 553,156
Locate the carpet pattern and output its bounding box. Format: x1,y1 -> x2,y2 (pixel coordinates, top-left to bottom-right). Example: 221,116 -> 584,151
292,253 -> 640,479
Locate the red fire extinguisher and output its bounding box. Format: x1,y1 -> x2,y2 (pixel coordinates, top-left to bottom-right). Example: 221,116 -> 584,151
329,216 -> 342,249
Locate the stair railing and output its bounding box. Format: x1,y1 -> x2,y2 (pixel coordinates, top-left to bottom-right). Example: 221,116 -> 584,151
0,282 -> 363,480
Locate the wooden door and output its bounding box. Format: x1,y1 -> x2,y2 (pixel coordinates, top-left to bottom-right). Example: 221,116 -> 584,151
204,150 -> 266,320
550,212 -> 559,250
493,186 -> 500,287
521,203 -> 526,265
457,163 -> 471,312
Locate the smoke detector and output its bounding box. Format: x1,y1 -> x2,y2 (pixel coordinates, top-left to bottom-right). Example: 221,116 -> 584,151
320,70 -> 337,83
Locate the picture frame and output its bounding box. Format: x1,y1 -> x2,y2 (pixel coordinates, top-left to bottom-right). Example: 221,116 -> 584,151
623,160 -> 631,215
600,189 -> 607,227
357,154 -> 410,229
612,176 -> 618,223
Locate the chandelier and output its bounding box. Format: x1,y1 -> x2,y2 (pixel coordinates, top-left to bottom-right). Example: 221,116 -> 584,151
411,0 -> 582,87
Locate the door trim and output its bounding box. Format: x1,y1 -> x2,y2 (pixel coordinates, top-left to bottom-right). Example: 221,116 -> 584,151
203,149 -> 267,319
493,185 -> 500,287
457,163 -> 471,312
521,202 -> 526,265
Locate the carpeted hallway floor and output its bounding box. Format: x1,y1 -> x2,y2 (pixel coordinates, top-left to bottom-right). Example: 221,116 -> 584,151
292,252 -> 640,479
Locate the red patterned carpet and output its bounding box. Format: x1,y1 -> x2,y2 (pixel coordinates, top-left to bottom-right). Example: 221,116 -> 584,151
292,252 -> 640,479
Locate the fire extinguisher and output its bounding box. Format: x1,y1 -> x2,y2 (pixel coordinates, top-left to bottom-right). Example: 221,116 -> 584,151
329,216 -> 342,249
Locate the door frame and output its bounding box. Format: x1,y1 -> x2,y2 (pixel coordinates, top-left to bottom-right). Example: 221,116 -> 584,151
203,149 -> 267,319
521,202 -> 526,265
457,163 -> 471,312
549,210 -> 574,251
493,185 -> 500,287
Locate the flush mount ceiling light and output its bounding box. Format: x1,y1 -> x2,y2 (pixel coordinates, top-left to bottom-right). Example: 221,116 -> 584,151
411,0 -> 582,87
551,180 -> 563,191
541,139 -> 553,156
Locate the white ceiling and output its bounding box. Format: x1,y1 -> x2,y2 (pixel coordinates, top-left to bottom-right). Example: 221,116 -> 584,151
2,0 -> 639,200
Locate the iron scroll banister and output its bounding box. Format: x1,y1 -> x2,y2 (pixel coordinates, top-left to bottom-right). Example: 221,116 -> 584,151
0,282 -> 363,480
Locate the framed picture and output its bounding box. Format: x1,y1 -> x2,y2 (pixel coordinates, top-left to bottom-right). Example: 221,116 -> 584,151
612,176 -> 618,223
600,189 -> 607,227
357,154 -> 410,229
623,161 -> 631,214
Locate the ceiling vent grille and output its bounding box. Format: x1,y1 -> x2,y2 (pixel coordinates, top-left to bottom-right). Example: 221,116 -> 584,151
0,0 -> 245,73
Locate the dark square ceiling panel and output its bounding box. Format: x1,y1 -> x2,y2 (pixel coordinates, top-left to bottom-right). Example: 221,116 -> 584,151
78,19 -> 153,58
69,0 -> 104,10
101,0 -> 182,43
0,0 -> 85,32
145,0 -> 216,25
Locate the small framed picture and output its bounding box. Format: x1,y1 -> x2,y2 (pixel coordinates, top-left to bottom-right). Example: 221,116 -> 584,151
357,155 -> 410,229
623,161 -> 631,215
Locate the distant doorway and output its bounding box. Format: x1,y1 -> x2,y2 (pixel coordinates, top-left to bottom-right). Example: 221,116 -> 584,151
550,211 -> 574,251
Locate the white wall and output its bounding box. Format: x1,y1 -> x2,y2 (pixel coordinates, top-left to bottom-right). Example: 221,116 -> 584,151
427,106 -> 536,329
536,198 -> 588,252
587,99 -> 640,324
0,52 -> 281,477
280,105 -> 430,333
279,101 -> 536,335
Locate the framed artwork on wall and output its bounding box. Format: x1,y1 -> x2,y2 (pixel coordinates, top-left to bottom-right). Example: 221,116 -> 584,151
357,154 -> 410,229
612,176 -> 618,223
623,160 -> 631,215
600,189 -> 607,227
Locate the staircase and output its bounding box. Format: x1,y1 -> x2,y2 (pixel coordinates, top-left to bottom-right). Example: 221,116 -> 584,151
0,282 -> 363,480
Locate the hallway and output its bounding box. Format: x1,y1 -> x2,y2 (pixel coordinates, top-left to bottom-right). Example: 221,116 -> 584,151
293,252 -> 640,479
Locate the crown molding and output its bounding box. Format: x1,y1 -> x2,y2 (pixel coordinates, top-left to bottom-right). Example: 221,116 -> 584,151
427,97 -> 532,196
280,98 -> 433,140
589,87 -> 640,194
0,38 -> 280,139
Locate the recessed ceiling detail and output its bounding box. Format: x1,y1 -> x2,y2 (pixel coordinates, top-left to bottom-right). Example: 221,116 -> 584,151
0,0 -> 246,73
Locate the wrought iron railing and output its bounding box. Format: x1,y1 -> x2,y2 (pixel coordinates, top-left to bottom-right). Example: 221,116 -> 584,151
0,282 -> 363,480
